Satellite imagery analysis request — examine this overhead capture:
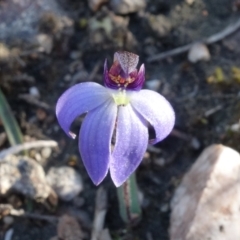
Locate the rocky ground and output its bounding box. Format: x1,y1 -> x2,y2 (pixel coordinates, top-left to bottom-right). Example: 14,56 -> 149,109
0,0 -> 240,239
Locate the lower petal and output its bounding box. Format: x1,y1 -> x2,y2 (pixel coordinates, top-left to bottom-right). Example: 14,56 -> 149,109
79,99 -> 117,185
130,90 -> 175,144
110,105 -> 148,187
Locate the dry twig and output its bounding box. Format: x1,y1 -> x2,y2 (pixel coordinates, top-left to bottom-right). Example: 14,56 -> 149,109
147,18 -> 240,62
0,204 -> 57,223
91,187 -> 108,240
0,140 -> 58,159
18,94 -> 52,110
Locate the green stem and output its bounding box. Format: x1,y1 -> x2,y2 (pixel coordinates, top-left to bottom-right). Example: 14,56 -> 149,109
117,172 -> 142,224
0,88 -> 23,146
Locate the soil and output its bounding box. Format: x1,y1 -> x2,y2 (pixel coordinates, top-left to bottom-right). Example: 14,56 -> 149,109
0,0 -> 240,239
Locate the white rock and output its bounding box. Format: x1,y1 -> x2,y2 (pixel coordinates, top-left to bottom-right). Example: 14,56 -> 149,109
170,144 -> 240,240
0,155 -> 51,199
188,42 -> 210,63
47,166 -> 83,201
29,86 -> 40,98
41,147 -> 52,159
145,79 -> 161,91
110,0 -> 146,14
230,123 -> 240,132
36,33 -> 53,54
185,0 -> 195,5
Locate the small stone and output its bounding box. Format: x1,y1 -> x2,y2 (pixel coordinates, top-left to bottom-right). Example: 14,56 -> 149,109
34,152 -> 42,162
41,147 -> 52,159
36,33 -> 53,54
160,203 -> 169,212
57,215 -> 84,240
190,137 -> 201,150
0,155 -> 51,199
185,0 -> 195,5
64,74 -> 72,82
29,86 -> 40,98
3,216 -> 14,225
188,43 -> 210,63
70,51 -> 82,60
153,158 -> 165,167
110,0 -> 146,14
146,14 -> 172,38
88,0 -> 109,12
36,108 -> 47,121
0,43 -> 10,61
47,166 -> 83,201
170,144 -> 240,240
230,123 -> 240,132
145,79 -> 161,91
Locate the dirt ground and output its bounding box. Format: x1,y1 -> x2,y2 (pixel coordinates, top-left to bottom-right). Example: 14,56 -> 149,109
1,0 -> 240,239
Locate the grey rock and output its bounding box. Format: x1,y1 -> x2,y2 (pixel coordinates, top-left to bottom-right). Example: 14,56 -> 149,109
88,0 -> 109,12
145,79 -> 161,91
170,144 -> 240,240
110,0 -> 146,14
47,166 -> 83,201
146,14 -> 172,38
0,155 -> 51,199
0,0 -> 71,41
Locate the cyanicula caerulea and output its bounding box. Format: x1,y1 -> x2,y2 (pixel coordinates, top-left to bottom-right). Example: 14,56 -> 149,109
56,51 -> 175,187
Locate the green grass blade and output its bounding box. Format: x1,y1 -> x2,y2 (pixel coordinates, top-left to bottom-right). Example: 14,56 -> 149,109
0,88 -> 23,146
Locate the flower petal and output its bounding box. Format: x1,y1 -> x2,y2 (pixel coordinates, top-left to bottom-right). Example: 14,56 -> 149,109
110,105 -> 148,187
114,51 -> 139,75
79,99 -> 117,185
56,82 -> 111,138
127,64 -> 145,90
130,90 -> 175,144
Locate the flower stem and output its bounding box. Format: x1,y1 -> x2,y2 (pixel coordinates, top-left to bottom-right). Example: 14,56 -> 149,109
117,172 -> 142,224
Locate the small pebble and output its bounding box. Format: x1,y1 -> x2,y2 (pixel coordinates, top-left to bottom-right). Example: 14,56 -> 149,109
190,137 -> 201,150
185,0 -> 195,5
41,147 -> 52,159
230,123 -> 240,132
3,216 -> 14,225
160,203 -> 169,212
70,51 -> 82,60
153,158 -> 165,167
35,153 -> 42,162
188,43 -> 210,63
0,43 -> 10,61
47,166 -> 83,201
29,86 -> 40,98
110,0 -> 146,14
88,0 -> 108,11
64,74 -> 72,82
145,79 -> 161,91
36,108 -> 47,121
36,33 -> 53,54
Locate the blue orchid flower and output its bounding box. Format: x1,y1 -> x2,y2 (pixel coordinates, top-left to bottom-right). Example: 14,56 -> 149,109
56,51 -> 175,187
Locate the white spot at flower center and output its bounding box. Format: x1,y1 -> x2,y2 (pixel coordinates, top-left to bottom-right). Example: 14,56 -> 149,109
112,90 -> 130,106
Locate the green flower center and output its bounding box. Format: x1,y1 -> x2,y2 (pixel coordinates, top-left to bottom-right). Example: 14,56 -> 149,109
112,90 -> 130,106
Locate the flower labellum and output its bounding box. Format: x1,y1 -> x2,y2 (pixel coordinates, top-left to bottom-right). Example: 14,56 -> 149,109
56,51 -> 175,187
